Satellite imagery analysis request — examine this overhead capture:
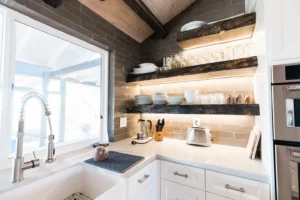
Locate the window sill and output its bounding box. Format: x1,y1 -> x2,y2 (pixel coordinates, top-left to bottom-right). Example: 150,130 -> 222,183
3,137 -> 100,170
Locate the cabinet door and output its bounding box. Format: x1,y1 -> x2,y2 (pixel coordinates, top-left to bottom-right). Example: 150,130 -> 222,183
128,161 -> 157,200
132,183 -> 156,200
161,161 -> 205,190
161,179 -> 205,200
206,192 -> 231,200
270,0 -> 300,61
206,170 -> 269,200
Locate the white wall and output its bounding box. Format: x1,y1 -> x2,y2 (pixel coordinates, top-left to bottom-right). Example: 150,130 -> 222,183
252,0 -> 275,199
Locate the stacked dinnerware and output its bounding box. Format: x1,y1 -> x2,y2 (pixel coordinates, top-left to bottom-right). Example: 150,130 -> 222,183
167,96 -> 184,105
131,63 -> 158,75
153,93 -> 168,105
135,95 -> 153,105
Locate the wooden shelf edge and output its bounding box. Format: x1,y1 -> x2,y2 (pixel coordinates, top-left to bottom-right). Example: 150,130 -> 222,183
176,13 -> 256,50
177,24 -> 255,50
127,57 -> 258,85
126,104 -> 260,116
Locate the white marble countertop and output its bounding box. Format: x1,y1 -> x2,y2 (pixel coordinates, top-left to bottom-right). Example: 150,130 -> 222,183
109,138 -> 269,182
0,137 -> 269,195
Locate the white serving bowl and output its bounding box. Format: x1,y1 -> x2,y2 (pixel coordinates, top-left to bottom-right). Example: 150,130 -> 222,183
168,96 -> 184,101
181,21 -> 207,32
139,63 -> 156,68
154,95 -> 167,100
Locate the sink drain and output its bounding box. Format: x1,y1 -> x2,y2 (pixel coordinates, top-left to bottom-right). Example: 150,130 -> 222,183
64,193 -> 91,200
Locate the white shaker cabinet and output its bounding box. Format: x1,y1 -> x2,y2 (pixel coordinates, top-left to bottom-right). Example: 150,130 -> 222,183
161,179 -> 205,200
127,160 -> 159,200
206,193 -> 231,200
132,183 -> 156,200
206,170 -> 270,200
269,0 -> 300,61
161,161 -> 205,190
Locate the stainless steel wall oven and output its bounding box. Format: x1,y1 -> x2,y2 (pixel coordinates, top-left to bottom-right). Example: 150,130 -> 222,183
273,63 -> 300,200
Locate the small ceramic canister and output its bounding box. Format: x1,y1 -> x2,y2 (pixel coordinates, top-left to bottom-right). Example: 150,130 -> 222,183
94,146 -> 109,162
234,94 -> 245,104
244,95 -> 254,104
225,95 -> 234,104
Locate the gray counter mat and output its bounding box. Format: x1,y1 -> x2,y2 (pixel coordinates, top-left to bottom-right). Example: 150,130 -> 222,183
84,151 -> 144,173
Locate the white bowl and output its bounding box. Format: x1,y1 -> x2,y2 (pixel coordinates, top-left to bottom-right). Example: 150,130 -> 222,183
168,96 -> 184,101
134,66 -> 157,71
136,95 -> 152,98
181,21 -> 207,32
139,63 -> 156,68
155,95 -> 167,100
168,102 -> 182,105
154,100 -> 167,103
156,92 -> 165,95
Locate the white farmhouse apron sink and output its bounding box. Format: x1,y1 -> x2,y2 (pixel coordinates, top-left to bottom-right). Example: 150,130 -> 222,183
0,164 -> 125,200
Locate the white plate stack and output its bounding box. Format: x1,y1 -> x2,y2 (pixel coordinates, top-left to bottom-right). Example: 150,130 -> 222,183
153,93 -> 168,105
135,95 -> 153,105
167,96 -> 184,105
131,63 -> 158,75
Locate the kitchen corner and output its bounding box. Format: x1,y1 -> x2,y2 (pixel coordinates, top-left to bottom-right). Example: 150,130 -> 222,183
0,137 -> 269,197
0,0 -> 290,199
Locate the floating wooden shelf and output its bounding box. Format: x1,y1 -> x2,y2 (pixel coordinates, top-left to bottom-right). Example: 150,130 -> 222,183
127,56 -> 258,85
176,13 -> 256,50
127,104 -> 260,116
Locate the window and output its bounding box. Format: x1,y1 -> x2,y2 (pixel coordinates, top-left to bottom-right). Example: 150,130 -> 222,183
0,6 -> 108,169
65,82 -> 101,142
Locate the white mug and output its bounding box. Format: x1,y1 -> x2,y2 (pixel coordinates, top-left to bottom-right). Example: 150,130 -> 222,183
184,90 -> 198,105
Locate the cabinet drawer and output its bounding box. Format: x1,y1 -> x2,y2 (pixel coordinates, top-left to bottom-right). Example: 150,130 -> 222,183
128,161 -> 157,200
132,182 -> 156,200
161,161 -> 205,190
206,170 -> 269,200
161,179 -> 205,200
206,192 -> 231,200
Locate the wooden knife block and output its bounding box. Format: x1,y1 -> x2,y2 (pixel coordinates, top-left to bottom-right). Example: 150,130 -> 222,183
154,131 -> 164,141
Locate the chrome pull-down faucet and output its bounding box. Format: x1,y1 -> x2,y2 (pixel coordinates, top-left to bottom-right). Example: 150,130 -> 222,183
12,92 -> 56,183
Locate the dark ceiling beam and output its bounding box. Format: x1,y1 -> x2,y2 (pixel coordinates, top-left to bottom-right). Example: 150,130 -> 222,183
43,0 -> 62,8
123,0 -> 168,38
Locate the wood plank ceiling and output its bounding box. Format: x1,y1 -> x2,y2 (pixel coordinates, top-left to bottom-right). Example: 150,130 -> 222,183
142,0 -> 195,25
79,0 -> 154,43
79,0 -> 195,42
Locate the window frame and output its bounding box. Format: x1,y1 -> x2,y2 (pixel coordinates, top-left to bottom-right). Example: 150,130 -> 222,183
0,5 -> 109,170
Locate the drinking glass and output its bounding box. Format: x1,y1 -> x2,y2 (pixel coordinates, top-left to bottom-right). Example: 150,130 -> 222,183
234,45 -> 244,59
224,47 -> 234,60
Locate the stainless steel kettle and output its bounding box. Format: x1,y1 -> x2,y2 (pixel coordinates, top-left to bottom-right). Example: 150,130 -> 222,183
137,119 -> 152,140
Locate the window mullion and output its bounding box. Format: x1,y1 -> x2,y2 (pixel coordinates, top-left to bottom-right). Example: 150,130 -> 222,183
59,80 -> 66,143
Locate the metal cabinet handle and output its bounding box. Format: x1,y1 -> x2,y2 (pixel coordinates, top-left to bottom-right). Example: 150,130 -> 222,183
138,174 -> 150,183
284,86 -> 300,92
173,171 -> 188,178
225,184 -> 245,193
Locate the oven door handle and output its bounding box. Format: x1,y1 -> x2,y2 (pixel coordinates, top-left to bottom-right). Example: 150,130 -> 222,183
284,86 -> 300,92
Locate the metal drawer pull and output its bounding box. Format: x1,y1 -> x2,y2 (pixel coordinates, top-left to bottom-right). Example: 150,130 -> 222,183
173,171 -> 188,178
225,184 -> 245,193
138,174 -> 150,183
284,86 -> 300,92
